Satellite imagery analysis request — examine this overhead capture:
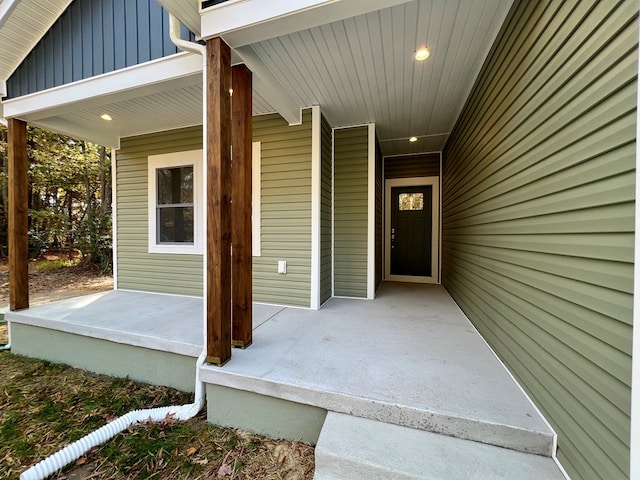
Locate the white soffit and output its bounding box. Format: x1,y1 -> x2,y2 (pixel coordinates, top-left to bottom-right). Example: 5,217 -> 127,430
33,81 -> 275,147
2,50 -> 275,146
3,53 -> 203,120
248,0 -> 512,155
0,0 -> 72,82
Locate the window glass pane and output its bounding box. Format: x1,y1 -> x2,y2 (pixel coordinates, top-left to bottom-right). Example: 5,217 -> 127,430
157,166 -> 193,205
399,193 -> 424,211
157,206 -> 194,243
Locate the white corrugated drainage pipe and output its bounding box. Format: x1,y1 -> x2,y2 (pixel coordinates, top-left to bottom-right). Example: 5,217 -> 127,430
0,319 -> 10,351
20,15 -> 210,480
20,352 -> 206,480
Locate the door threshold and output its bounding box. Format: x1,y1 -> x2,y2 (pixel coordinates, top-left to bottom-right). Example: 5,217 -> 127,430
385,274 -> 438,284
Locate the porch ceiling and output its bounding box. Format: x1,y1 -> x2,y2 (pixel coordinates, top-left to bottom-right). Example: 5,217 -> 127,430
244,0 -> 512,155
159,0 -> 513,156
1,0 -> 512,156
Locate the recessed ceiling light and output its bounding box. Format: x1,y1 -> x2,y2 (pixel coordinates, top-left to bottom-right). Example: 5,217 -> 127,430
414,47 -> 430,61
100,113 -> 112,121
409,136 -> 418,143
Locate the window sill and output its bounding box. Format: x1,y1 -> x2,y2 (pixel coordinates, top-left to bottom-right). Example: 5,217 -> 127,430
148,245 -> 203,255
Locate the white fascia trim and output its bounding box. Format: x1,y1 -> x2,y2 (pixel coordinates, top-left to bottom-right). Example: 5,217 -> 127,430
367,123 -> 376,300
234,45 -> 302,126
111,148 -> 119,290
310,106 -> 322,310
202,0 -> 334,42
630,14 -> 640,479
0,0 -> 18,29
3,52 -> 202,120
383,150 -> 443,159
204,0 -> 414,47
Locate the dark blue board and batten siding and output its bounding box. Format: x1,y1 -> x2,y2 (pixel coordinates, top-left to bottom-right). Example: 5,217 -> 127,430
6,0 -> 195,98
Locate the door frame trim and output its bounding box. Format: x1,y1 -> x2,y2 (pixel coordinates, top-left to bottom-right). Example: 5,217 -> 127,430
384,176 -> 439,284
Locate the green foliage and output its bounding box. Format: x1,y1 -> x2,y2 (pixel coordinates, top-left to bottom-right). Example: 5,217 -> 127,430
27,229 -> 48,259
33,257 -> 75,272
0,125 -> 112,270
75,207 -> 113,273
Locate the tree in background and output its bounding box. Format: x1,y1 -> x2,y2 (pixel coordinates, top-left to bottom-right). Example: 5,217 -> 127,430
0,124 -> 112,272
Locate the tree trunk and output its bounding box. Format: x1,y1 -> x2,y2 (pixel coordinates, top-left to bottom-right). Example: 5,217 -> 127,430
100,146 -> 112,213
83,142 -> 96,263
67,192 -> 74,258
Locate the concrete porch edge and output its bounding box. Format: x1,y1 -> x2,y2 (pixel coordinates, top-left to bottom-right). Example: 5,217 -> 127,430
199,363 -> 554,456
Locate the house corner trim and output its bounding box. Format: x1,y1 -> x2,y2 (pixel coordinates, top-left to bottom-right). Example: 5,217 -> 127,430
367,123 -> 376,299
310,106 -> 322,309
630,14 -> 640,478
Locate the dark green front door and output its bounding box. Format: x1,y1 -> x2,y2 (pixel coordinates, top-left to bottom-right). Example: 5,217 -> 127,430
390,185 -> 432,277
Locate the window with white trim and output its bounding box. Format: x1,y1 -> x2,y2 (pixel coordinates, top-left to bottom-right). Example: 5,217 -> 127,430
148,150 -> 203,254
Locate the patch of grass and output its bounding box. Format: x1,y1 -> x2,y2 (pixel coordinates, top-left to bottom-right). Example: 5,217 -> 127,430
0,354 -> 314,480
32,257 -> 77,272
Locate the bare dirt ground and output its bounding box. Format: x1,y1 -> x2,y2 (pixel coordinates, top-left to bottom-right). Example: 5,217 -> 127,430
0,253 -> 113,305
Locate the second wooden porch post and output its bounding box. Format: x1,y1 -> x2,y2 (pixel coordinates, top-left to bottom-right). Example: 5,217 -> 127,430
8,118 -> 29,311
231,65 -> 253,348
206,37 -> 232,366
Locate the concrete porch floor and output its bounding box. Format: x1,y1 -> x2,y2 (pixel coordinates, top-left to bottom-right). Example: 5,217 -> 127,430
7,283 -> 561,474
200,283 -> 555,456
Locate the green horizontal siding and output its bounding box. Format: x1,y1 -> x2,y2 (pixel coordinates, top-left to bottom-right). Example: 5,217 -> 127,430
320,114 -> 333,304
117,113 -> 315,307
116,126 -> 203,296
253,111 -> 313,307
442,1 -> 636,479
384,153 -> 440,179
334,126 -> 369,298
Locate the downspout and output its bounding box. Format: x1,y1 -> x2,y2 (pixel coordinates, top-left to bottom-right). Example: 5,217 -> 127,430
0,318 -> 10,351
0,79 -> 7,126
20,17 -> 209,480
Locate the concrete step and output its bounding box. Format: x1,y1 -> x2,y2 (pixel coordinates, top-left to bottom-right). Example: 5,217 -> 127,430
314,412 -> 566,480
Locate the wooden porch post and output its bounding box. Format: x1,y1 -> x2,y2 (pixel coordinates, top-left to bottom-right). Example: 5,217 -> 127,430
8,118 -> 29,311
206,37 -> 232,366
231,65 -> 253,348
